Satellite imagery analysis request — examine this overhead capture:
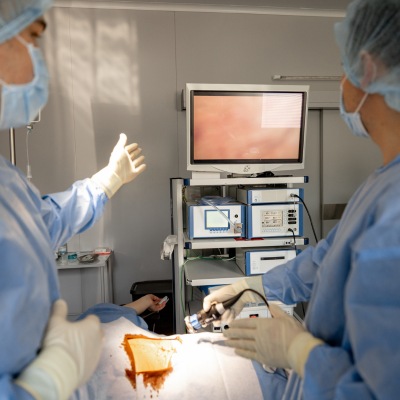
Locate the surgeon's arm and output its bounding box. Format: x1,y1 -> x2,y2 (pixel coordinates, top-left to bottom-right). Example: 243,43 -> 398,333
302,223 -> 400,399
40,134 -> 145,250
263,223 -> 339,304
40,178 -> 107,251
203,225 -> 338,323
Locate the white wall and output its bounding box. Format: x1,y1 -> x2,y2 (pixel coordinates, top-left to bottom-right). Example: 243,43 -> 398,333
0,6 -> 381,305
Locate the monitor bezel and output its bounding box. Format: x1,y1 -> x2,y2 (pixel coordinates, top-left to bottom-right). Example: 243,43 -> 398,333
186,83 -> 309,176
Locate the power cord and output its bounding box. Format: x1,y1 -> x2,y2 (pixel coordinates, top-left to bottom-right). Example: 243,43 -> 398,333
287,228 -> 297,252
290,193 -> 319,243
236,288 -> 270,310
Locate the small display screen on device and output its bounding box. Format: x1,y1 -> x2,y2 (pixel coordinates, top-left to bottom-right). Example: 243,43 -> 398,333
205,210 -> 229,228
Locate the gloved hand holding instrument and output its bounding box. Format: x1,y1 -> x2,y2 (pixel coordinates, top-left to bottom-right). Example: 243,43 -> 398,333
193,276 -> 324,376
202,276 -> 267,325
186,276 -> 267,332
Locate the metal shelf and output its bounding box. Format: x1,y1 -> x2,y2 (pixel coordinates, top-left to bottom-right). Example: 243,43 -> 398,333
56,255 -> 109,270
184,232 -> 308,249
184,175 -> 308,186
170,177 -> 309,333
185,259 -> 245,286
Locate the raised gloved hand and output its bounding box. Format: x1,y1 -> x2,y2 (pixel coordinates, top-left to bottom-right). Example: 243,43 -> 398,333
203,276 -> 266,325
224,304 -> 324,377
15,299 -> 103,400
91,133 -> 146,198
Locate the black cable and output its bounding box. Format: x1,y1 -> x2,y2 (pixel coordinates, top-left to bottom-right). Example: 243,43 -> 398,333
238,288 -> 270,309
141,310 -> 159,319
288,228 -> 297,252
193,288 -> 273,332
291,194 -> 319,243
223,288 -> 271,316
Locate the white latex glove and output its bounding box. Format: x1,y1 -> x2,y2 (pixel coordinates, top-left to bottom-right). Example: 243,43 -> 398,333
91,133 -> 146,198
224,304 -> 324,377
15,299 -> 103,400
203,276 -> 266,325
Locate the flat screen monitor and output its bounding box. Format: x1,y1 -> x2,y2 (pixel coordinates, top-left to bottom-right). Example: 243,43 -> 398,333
186,83 -> 309,176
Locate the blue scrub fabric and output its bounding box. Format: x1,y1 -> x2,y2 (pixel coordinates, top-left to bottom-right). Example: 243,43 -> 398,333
263,154 -> 400,399
0,155 -> 108,399
76,303 -> 150,330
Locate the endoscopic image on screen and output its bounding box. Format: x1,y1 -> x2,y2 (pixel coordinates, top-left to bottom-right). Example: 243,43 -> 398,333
192,92 -> 303,162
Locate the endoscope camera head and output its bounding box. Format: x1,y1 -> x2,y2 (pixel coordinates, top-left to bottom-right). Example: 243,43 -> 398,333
185,289 -> 270,333
185,302 -> 227,333
185,291 -> 252,333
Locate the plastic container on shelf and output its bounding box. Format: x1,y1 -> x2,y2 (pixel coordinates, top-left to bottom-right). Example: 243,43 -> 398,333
67,252 -> 78,265
58,244 -> 68,265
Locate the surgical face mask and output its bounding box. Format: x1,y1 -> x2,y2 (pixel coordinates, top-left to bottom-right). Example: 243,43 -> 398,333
339,80 -> 370,139
0,35 -> 49,130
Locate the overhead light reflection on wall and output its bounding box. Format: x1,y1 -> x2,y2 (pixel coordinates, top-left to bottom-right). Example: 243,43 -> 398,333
95,15 -> 140,110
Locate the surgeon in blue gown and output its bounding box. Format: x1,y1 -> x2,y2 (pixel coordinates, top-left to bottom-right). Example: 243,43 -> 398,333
0,1 -> 147,399
204,1 -> 400,399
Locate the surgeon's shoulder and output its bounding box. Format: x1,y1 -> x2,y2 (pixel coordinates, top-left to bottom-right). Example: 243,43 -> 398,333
359,192 -> 400,253
374,179 -> 400,217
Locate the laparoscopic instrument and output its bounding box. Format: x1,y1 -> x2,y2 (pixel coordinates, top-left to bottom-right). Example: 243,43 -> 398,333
185,289 -> 269,333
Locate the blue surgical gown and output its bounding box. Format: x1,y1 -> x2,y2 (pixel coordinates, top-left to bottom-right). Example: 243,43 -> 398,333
0,155 -> 108,399
262,154 -> 400,399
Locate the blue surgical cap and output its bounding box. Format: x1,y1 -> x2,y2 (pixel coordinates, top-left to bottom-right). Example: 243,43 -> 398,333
0,0 -> 53,44
334,0 -> 400,111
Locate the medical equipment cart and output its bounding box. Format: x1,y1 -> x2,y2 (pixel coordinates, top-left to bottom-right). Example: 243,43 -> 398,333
169,176 -> 309,334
